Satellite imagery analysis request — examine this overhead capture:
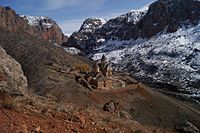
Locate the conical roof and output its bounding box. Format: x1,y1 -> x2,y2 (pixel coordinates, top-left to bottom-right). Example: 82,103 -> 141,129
101,55 -> 107,63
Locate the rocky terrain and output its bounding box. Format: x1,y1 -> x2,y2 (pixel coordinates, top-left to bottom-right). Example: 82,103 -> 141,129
0,1 -> 200,133
65,0 -> 200,100
0,6 -> 66,45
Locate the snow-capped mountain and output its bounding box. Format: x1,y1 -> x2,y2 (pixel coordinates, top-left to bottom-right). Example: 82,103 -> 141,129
21,15 -> 67,45
63,18 -> 107,50
79,18 -> 106,33
20,15 -> 54,28
63,4 -> 148,53
64,0 -> 200,99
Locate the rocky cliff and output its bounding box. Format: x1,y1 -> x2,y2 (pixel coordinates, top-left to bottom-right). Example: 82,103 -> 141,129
21,15 -> 67,45
0,6 -> 66,45
139,0 -> 200,37
0,46 -> 27,95
63,18 -> 106,51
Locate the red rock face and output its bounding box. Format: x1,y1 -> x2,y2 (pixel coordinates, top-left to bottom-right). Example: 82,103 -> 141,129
0,74 -> 5,82
139,0 -> 200,37
0,6 -> 66,45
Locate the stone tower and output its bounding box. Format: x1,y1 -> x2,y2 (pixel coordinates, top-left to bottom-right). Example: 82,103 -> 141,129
92,62 -> 100,74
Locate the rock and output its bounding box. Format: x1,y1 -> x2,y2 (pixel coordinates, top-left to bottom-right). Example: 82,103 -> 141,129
176,121 -> 200,133
118,110 -> 132,120
140,0 -> 200,38
34,126 -> 41,132
103,100 -> 119,113
0,47 -> 28,95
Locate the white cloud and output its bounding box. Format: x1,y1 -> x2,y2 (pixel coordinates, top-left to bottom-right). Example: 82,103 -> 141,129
44,0 -> 79,10
44,0 -> 107,11
58,19 -> 84,36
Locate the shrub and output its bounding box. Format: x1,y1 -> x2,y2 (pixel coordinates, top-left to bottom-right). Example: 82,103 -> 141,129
74,64 -> 89,73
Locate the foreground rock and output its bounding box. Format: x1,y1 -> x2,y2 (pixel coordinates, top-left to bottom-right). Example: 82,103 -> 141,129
103,100 -> 119,113
0,47 -> 27,95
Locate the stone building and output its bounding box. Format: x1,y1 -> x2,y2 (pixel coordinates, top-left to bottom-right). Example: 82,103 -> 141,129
88,55 -> 113,89
89,77 -> 113,90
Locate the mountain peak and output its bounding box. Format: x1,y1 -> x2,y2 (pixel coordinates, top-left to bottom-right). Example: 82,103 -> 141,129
79,18 -> 107,33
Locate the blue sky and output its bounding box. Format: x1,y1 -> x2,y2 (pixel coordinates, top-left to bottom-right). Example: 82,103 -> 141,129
0,0 -> 154,35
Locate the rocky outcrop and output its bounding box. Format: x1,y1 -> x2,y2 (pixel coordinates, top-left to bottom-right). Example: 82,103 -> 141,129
139,0 -> 200,37
63,18 -> 106,51
0,47 -> 28,95
0,6 -> 66,45
103,100 -> 119,112
21,15 -> 67,45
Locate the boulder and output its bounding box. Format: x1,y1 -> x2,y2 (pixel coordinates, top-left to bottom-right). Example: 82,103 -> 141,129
0,47 -> 28,95
103,100 -> 119,113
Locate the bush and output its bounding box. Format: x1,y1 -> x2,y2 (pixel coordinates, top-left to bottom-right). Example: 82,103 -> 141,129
74,64 -> 89,73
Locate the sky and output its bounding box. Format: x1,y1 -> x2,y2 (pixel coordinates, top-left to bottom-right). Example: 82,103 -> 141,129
0,0 -> 154,35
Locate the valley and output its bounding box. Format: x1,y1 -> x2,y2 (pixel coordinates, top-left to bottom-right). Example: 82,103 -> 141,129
0,0 -> 200,133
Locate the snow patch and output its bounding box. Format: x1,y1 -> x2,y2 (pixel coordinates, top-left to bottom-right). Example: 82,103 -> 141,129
120,3 -> 150,24
20,15 -> 53,28
63,47 -> 81,55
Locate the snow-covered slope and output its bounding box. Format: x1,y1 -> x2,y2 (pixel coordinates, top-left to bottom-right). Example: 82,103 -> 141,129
63,47 -> 82,55
119,3 -> 149,24
92,22 -> 200,97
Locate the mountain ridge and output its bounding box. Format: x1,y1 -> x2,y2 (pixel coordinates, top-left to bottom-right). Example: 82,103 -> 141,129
0,6 -> 67,45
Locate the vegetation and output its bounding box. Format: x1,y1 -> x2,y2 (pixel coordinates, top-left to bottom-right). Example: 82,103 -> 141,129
74,63 -> 90,73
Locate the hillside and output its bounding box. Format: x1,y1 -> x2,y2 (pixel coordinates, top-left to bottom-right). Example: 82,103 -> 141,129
0,27 -> 93,103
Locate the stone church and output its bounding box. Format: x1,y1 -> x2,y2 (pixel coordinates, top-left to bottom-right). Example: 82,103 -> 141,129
85,55 -> 113,90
